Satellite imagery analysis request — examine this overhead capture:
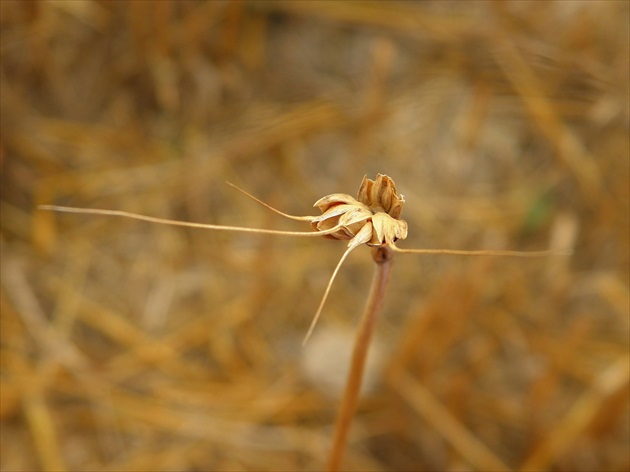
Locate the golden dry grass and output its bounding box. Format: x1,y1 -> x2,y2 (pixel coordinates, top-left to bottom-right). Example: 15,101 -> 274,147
1,1 -> 628,471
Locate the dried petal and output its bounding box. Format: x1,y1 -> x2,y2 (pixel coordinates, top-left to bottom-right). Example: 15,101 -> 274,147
313,193 -> 363,213
357,173 -> 405,219
348,220 -> 374,250
311,174 -> 408,247
312,216 -> 350,240
379,178 -> 394,213
311,204 -> 359,224
370,213 -> 408,246
356,175 -> 371,206
311,203 -> 370,239
338,207 -> 372,236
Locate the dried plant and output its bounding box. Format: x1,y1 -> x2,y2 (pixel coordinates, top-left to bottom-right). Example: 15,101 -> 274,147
39,173 -> 567,470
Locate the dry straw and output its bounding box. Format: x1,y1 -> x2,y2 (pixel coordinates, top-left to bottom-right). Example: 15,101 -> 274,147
4,2 -> 627,469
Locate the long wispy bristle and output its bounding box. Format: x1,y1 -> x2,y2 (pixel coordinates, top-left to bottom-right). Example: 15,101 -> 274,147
390,243 -> 572,257
38,205 -> 334,238
225,181 -> 316,222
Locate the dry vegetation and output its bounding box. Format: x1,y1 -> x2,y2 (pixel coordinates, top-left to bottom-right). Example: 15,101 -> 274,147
1,1 -> 629,471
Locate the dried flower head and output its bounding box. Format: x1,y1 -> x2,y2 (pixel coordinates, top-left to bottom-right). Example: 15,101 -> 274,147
39,173 -> 564,344
311,174 -> 408,249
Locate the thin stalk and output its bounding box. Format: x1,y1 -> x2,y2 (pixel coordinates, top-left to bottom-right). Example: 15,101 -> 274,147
326,246 -> 393,471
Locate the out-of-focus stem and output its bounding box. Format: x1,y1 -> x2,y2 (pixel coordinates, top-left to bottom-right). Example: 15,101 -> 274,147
326,246 -> 393,471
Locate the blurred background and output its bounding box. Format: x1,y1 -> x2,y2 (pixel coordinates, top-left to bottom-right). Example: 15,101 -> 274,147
1,1 -> 628,471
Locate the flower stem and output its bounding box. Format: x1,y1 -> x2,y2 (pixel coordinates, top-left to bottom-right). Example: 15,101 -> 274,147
326,246 -> 394,471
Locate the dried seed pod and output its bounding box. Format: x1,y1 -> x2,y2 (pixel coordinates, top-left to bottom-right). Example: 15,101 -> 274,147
300,174 -> 410,342
310,174 -> 408,247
